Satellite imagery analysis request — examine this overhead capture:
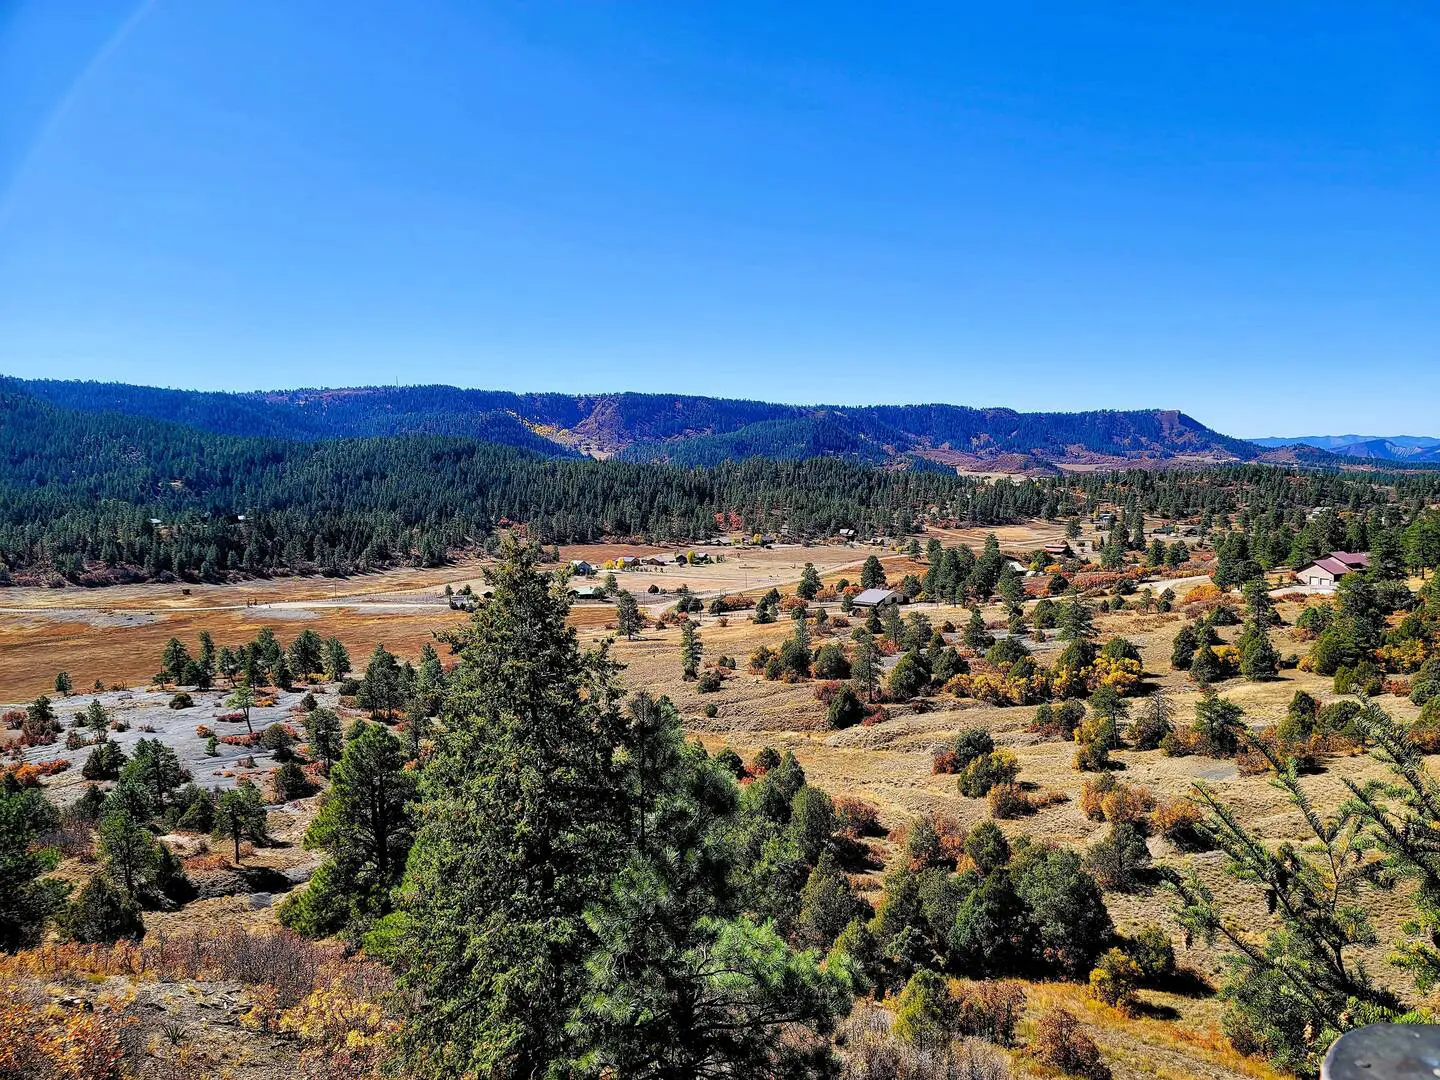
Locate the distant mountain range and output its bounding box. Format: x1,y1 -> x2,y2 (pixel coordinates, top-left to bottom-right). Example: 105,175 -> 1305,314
1253,434 -> 1440,462
0,376 -> 1419,473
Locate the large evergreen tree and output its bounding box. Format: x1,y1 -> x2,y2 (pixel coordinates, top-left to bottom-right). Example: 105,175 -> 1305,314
395,541 -> 632,1077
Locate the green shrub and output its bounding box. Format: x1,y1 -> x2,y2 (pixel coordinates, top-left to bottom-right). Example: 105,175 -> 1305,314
826,684 -> 865,730
887,651 -> 931,700
964,820 -> 1011,874
1319,699 -> 1364,737
272,760 -> 315,801
1010,843 -> 1112,978
893,969 -> 955,1049
1083,822 -> 1152,892
1101,637 -> 1140,662
1277,691 -> 1319,744
1126,924 -> 1176,983
812,642 -> 850,680
951,728 -> 995,768
985,636 -> 1031,667
713,746 -> 744,777
81,740 -> 127,781
957,750 -> 1019,798
61,878 -> 144,944
1333,661 -> 1383,696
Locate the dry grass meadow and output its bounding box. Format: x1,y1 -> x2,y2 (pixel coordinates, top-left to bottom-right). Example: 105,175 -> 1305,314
2,523 -> 1427,1079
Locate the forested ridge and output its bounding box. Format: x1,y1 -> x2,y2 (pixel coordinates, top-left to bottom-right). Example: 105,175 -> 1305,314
12,376 -> 1264,463
4,386 -> 1440,585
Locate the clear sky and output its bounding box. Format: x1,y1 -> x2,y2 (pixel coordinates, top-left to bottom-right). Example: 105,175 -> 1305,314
1,2 -> 1436,436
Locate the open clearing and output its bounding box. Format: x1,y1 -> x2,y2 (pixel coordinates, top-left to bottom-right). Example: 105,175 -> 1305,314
0,537 -> 950,697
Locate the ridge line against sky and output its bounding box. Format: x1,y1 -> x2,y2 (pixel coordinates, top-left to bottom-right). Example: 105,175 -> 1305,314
11,374 -> 1436,441
4,373 -> 1218,417
2,2 -> 1437,434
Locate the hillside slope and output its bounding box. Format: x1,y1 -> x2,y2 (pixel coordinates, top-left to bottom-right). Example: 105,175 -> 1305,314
9,377 -> 1262,469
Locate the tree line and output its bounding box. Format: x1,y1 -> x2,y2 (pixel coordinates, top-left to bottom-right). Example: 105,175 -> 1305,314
5,386 -> 1440,587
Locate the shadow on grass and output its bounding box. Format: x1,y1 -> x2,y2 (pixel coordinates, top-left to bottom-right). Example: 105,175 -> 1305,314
1131,998 -> 1182,1021
1154,965 -> 1215,999
834,835 -> 885,873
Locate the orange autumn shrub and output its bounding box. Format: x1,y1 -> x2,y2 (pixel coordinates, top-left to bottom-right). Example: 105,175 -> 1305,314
0,978 -> 130,1080
833,796 -> 882,837
1071,572 -> 1131,591
1,759 -> 70,787
1101,783 -> 1156,826
183,851 -> 233,872
989,783 -> 1066,819
1080,776 -> 1115,821
0,929 -> 391,1035
1152,797 -> 1207,849
1184,583 -> 1222,605
932,749 -> 962,775
1080,775 -> 1156,826
1030,1008 -> 1110,1080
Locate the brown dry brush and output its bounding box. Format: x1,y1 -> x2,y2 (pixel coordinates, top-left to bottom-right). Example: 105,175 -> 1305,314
836,1004 -> 1014,1080
0,928 -> 401,1080
0,976 -> 133,1080
1029,1008 -> 1110,1080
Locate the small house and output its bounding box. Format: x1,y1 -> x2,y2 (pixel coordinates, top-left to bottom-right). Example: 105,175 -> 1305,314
1294,551 -> 1370,588
852,588 -> 902,610
569,559 -> 595,576
569,584 -> 607,601
616,556 -> 642,569
838,528 -> 857,540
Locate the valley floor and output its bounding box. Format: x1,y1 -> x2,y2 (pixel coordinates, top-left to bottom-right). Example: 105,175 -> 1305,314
2,523 -> 1427,1079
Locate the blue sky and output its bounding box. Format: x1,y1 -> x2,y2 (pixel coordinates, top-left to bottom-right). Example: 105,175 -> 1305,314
1,2 -> 1436,436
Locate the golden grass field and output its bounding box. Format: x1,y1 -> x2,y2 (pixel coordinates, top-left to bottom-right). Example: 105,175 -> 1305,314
3,523 -> 1427,1079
